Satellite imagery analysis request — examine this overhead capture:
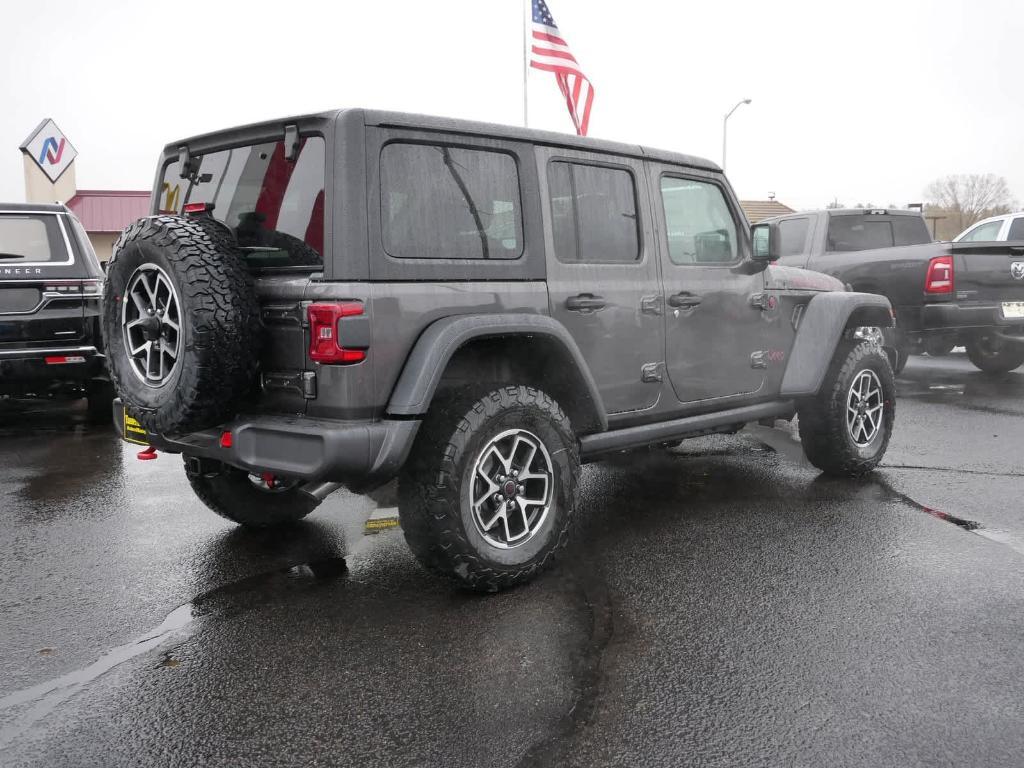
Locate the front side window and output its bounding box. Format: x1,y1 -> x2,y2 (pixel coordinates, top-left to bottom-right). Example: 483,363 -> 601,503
1007,217 -> 1024,240
0,215 -> 63,264
159,136 -> 326,268
660,177 -> 738,265
778,217 -> 810,257
960,220 -> 1003,242
381,143 -> 522,260
548,162 -> 640,264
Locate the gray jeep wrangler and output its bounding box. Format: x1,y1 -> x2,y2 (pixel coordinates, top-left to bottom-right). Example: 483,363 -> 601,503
103,109 -> 896,591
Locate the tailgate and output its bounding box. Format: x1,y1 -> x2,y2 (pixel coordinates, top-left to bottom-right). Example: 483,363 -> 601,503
0,278 -> 87,345
951,242 -> 1024,303
0,212 -> 92,347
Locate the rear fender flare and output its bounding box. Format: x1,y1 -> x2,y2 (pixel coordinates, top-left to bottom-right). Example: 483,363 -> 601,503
780,292 -> 893,397
386,313 -> 608,433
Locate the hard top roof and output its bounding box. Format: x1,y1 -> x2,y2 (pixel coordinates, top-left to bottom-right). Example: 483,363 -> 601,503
759,207 -> 926,224
163,108 -> 720,173
0,202 -> 68,214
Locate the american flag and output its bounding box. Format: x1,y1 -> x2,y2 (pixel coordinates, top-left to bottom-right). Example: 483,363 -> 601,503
529,0 -> 594,137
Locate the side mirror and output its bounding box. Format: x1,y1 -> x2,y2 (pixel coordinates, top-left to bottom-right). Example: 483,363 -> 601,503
751,222 -> 780,262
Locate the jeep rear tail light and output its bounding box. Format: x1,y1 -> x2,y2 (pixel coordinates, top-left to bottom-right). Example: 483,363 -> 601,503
307,302 -> 367,364
183,202 -> 214,215
925,256 -> 954,294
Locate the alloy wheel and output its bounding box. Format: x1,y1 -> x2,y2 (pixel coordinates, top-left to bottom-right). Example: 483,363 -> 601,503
121,264 -> 182,387
846,369 -> 884,446
469,428 -> 554,549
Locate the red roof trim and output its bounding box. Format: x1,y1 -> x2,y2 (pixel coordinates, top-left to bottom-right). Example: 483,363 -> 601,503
65,189 -> 151,233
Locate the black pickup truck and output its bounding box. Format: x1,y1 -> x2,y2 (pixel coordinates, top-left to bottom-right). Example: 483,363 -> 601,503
0,203 -> 112,417
760,208 -> 1024,372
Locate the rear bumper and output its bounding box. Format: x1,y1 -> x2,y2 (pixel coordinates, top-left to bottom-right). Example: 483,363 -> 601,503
918,303 -> 1024,340
0,345 -> 105,389
113,399 -> 420,492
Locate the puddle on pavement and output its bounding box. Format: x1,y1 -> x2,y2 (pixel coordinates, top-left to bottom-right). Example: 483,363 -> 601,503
0,556 -> 348,750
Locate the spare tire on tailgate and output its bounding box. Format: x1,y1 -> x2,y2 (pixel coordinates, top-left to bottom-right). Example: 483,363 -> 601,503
101,215 -> 261,434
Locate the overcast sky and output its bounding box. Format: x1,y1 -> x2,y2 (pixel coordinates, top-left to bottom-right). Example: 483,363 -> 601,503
1,0 -> 1021,211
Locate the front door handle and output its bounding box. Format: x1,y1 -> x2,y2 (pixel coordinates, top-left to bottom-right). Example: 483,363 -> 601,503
565,293 -> 607,312
667,292 -> 702,309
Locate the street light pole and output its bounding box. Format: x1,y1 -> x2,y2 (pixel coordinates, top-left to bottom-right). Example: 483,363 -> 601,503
722,98 -> 752,172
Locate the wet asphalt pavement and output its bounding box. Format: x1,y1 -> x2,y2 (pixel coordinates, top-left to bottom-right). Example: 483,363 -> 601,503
2,353 -> 1023,767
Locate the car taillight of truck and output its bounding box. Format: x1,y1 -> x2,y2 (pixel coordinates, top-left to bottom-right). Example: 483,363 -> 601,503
925,256 -> 954,293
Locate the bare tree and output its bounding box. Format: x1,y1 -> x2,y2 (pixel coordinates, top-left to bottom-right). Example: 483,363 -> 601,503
924,174 -> 1016,232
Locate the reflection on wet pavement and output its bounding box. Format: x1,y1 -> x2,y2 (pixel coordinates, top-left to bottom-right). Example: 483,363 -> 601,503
0,557 -> 349,749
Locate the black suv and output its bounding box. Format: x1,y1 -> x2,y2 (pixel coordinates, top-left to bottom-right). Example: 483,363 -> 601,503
0,203 -> 111,417
105,109 -> 896,591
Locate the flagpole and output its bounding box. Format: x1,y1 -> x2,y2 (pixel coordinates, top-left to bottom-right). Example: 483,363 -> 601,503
522,0 -> 529,127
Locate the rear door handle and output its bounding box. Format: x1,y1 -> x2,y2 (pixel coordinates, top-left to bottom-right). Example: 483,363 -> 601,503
565,294 -> 607,312
667,292 -> 702,309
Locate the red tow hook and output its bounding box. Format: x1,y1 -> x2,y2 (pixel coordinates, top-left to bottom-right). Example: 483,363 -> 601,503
261,472 -> 277,489
137,446 -> 159,461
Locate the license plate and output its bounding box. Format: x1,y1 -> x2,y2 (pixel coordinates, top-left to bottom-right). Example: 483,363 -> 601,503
121,407 -> 150,446
1002,301 -> 1024,319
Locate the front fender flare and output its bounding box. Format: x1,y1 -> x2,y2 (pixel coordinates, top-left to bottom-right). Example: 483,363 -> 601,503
780,292 -> 893,397
386,313 -> 608,432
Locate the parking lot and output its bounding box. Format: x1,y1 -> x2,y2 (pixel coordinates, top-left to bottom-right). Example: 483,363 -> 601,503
2,352 -> 1023,767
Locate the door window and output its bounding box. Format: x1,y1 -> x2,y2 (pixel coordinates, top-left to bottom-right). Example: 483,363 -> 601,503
548,161 -> 640,263
1008,217 -> 1024,240
778,217 -> 810,257
381,143 -> 522,260
659,177 -> 738,265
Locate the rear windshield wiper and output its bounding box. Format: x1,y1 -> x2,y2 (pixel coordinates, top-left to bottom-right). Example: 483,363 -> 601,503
0,253 -> 31,259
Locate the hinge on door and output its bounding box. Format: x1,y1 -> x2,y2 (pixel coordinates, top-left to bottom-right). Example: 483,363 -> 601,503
261,303 -> 306,327
641,362 -> 663,383
640,295 -> 663,315
262,370 -> 317,399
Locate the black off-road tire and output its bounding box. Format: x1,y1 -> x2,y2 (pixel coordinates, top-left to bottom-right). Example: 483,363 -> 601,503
965,334 -> 1024,373
184,458 -> 317,527
798,341 -> 895,477
923,336 -> 956,357
101,216 -> 260,434
398,385 -> 580,592
892,344 -> 909,375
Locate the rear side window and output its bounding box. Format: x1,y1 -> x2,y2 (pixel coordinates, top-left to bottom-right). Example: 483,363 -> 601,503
960,220 -> 1003,242
659,177 -> 738,265
159,137 -> 326,268
778,217 -> 810,257
0,215 -> 64,264
381,143 -> 523,260
1008,218 -> 1024,240
549,161 -> 640,264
